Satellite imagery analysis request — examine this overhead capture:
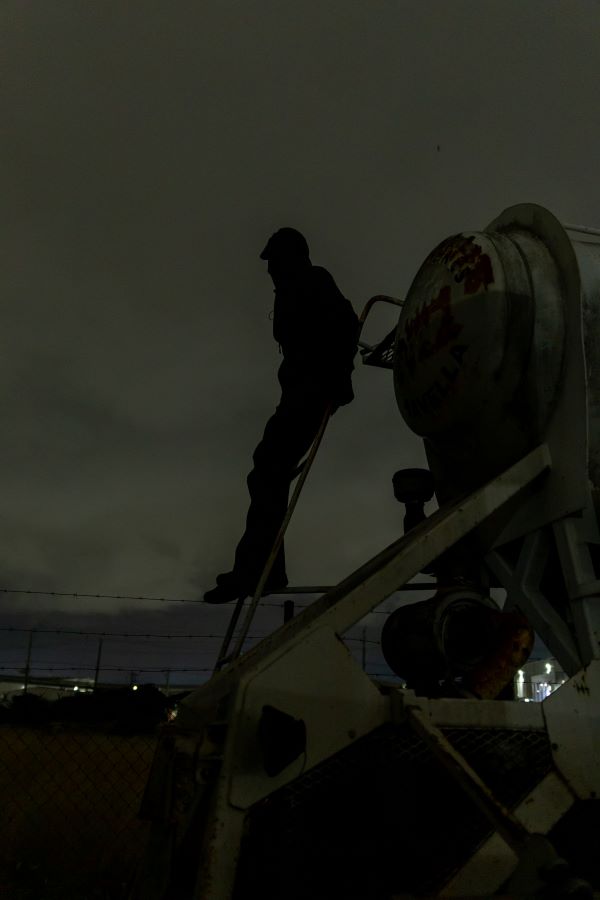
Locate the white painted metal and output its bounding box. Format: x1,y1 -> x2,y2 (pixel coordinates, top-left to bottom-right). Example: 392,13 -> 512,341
564,223 -> 600,237
487,500 -> 600,674
486,531 -> 584,675
487,205 -> 591,544
192,764 -> 246,900
392,203 -> 600,675
193,661 -> 550,900
399,700 -> 534,853
394,203 -> 600,546
572,229 -> 600,494
543,659 -> 600,800
179,444 -> 550,730
141,205 -> 600,899
422,695 -> 545,730
442,771 -> 575,898
552,509 -> 600,663
228,626 -> 387,810
177,448 -> 551,897
395,229 -> 541,445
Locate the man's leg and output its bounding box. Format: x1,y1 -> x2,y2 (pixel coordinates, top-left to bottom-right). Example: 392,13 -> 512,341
204,391 -> 330,603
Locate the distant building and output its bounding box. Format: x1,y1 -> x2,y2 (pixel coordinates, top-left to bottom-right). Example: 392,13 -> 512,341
514,658 -> 567,702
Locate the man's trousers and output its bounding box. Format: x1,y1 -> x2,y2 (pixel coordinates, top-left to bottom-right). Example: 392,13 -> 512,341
231,386 -> 331,591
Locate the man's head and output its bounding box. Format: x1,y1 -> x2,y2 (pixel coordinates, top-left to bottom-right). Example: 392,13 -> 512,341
260,227 -> 310,283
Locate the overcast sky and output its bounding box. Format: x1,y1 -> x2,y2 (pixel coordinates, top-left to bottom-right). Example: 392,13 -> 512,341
2,0 -> 600,680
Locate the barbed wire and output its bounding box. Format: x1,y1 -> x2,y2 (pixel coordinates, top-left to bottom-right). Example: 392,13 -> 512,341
0,587 -> 203,604
0,582 -> 438,612
0,664 -> 393,683
0,625 -> 264,639
0,664 -> 213,673
0,587 -> 324,604
0,625 -> 380,644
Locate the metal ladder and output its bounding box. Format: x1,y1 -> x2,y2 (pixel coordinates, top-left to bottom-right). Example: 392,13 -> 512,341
213,294 -> 404,673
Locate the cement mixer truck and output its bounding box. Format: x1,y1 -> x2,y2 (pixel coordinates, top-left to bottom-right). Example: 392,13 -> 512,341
133,204 -> 600,899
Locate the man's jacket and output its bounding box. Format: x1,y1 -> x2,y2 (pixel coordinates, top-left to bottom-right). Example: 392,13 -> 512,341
272,265 -> 359,406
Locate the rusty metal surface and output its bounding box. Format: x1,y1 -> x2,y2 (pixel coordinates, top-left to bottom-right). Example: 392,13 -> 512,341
464,609 -> 535,699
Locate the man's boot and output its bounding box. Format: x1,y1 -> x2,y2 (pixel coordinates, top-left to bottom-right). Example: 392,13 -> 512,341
203,569 -> 288,604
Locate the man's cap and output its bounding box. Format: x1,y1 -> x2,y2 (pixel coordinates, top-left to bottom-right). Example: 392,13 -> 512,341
260,227 -> 310,261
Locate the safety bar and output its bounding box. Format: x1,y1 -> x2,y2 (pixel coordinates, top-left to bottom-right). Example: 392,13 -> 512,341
358,293 -> 404,325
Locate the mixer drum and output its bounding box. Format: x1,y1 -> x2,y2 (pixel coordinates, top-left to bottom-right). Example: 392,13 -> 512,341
394,215 -> 568,502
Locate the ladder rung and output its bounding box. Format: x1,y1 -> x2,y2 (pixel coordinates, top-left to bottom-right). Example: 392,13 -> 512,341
269,582 -> 445,595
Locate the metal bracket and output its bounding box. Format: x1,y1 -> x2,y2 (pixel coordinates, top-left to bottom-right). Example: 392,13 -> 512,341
552,507 -> 600,662
487,529 -> 583,675
488,495 -> 600,671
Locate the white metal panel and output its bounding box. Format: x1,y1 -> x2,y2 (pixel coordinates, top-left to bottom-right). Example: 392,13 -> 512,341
543,660 -> 600,799
426,696 -> 544,730
228,626 -> 387,809
179,444 -> 551,730
489,205 -> 588,542
442,772 -> 575,897
569,230 -> 600,492
487,529 -> 583,674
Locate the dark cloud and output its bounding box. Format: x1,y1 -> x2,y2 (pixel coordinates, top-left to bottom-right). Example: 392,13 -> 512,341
1,0 -> 599,654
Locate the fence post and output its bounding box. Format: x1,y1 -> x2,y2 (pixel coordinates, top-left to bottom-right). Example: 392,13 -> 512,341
23,629 -> 35,693
93,638 -> 104,692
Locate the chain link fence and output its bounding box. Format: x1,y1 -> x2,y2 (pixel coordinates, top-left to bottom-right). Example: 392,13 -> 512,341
0,722 -> 157,899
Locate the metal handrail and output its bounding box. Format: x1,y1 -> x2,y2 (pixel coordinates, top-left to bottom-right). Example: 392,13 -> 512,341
213,404 -> 332,672
214,293 -> 404,672
358,293 -> 404,325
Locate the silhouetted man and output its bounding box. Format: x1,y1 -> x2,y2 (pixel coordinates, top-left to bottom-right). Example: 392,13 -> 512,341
204,228 -> 358,604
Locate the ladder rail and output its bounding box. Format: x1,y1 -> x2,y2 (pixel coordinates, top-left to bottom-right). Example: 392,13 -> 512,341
213,406 -> 331,672
213,597 -> 245,673
214,294 -> 404,671
229,402 -> 332,662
